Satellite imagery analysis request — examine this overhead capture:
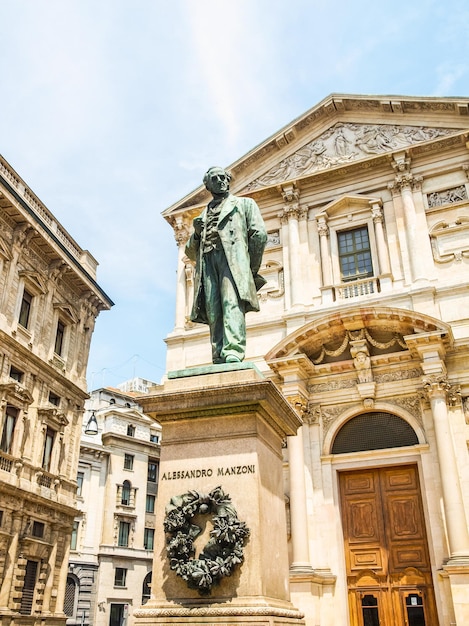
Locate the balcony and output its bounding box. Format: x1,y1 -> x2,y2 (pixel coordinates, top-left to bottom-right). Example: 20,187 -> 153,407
336,276 -> 380,300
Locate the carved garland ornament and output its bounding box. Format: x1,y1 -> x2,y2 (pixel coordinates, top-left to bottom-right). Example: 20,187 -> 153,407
163,486 -> 250,595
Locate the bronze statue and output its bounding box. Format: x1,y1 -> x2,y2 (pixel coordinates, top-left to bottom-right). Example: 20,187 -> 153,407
186,167 -> 267,364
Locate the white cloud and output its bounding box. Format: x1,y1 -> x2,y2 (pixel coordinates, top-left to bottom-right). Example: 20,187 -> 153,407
433,64 -> 469,95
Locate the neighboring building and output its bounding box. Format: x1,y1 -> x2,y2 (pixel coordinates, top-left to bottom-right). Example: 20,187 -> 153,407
0,156 -> 112,625
162,95 -> 469,626
68,381 -> 161,626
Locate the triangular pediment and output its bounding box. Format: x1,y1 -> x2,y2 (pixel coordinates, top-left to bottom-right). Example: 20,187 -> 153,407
163,93 -> 469,219
242,122 -> 458,192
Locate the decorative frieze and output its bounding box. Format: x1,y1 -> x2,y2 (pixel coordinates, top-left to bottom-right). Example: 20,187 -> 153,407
245,123 -> 455,191
427,185 -> 468,208
386,395 -> 424,428
266,230 -> 281,248
374,368 -> 422,383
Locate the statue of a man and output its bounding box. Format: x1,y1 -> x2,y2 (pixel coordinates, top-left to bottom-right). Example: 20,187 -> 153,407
185,166 -> 267,364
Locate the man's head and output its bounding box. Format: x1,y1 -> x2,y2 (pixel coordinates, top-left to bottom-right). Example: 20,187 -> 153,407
203,166 -> 231,198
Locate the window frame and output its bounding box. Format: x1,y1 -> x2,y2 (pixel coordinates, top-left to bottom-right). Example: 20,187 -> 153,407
76,472 -> 84,497
124,453 -> 134,471
146,494 -> 155,514
70,520 -> 79,550
54,319 -> 66,356
147,459 -> 158,483
330,218 -> 379,285
18,288 -> 33,329
9,365 -> 24,383
337,225 -> 374,282
144,527 -> 154,550
121,480 -> 131,506
118,521 -> 130,547
0,405 -> 19,454
42,427 -> 55,472
114,567 -> 127,587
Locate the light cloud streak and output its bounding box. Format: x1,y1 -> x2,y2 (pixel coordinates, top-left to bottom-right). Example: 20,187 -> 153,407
0,0 -> 467,386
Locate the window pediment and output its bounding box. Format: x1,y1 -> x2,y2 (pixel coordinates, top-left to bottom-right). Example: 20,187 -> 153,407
18,270 -> 47,295
38,407 -> 69,431
0,381 -> 33,406
320,195 -> 382,218
53,302 -> 79,324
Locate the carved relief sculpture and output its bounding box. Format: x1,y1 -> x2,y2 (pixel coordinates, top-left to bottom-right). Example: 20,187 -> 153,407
246,123 -> 456,190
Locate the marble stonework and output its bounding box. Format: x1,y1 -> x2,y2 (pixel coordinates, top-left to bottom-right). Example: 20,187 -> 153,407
162,94 -> 469,626
134,367 -> 305,626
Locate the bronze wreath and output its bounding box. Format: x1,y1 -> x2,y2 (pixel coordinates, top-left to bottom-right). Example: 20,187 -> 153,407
163,485 -> 250,595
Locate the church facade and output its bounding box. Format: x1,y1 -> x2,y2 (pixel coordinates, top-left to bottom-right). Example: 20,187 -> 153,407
162,95 -> 469,626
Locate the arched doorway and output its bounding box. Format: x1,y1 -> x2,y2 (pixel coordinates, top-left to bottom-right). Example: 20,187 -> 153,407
333,414 -> 439,626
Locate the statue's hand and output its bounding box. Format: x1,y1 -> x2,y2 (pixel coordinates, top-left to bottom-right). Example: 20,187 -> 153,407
193,217 -> 204,236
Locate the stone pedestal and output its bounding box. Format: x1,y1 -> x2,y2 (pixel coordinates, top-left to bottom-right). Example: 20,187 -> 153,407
134,364 -> 305,626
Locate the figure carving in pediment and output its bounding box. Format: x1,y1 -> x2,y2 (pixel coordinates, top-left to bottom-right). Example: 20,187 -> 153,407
245,123 -> 457,191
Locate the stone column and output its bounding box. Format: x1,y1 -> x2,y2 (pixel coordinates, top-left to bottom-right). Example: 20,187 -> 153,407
370,201 -> 391,289
287,425 -> 311,571
281,185 -> 304,308
389,157 -> 426,283
316,214 -> 334,305
423,377 -> 469,559
42,524 -> 59,613
280,211 -> 292,308
55,529 -> 72,615
0,512 -> 22,608
172,217 -> 190,331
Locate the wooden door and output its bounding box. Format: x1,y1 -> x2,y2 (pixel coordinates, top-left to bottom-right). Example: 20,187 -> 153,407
339,465 -> 439,626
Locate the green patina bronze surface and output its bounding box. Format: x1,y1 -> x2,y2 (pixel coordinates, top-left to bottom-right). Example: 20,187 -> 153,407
185,167 -> 267,364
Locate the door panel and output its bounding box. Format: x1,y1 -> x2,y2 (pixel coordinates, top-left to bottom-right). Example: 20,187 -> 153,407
339,465 -> 439,626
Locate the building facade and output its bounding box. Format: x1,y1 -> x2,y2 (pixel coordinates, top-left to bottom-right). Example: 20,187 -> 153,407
0,156 -> 112,626
68,382 -> 161,626
163,95 -> 469,626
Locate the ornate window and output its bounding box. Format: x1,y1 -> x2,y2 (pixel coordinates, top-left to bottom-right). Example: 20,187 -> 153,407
0,405 -> 18,454
332,412 -> 418,454
338,227 -> 373,282
316,196 -> 391,302
118,521 -> 130,547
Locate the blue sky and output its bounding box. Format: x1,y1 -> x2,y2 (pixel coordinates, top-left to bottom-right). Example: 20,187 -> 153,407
1,0 -> 468,389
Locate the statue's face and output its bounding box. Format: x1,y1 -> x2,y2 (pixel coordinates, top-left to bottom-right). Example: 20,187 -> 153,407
206,168 -> 230,196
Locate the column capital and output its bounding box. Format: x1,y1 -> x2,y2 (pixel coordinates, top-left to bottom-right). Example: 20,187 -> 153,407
422,375 -> 461,404
170,216 -> 190,246
316,213 -> 329,237
370,202 -> 383,223
389,172 -> 423,192
280,204 -> 307,223
422,374 -> 450,395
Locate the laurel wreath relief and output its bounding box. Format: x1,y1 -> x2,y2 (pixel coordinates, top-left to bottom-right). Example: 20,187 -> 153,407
163,486 -> 250,595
